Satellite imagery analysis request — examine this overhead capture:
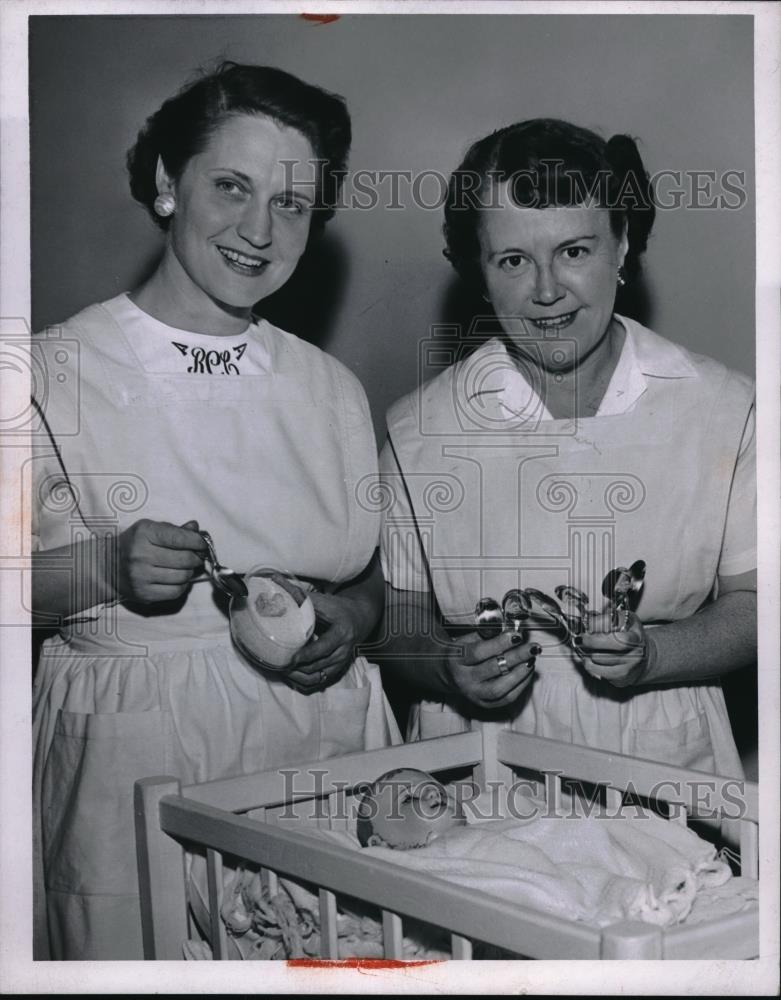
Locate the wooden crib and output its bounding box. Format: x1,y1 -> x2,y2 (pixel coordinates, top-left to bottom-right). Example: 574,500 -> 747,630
134,725 -> 759,961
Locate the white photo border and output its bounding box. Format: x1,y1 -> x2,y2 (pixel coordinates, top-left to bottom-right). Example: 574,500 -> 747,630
1,1 -> 778,994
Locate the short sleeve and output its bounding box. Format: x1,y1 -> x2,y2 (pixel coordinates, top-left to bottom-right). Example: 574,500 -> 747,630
717,403 -> 756,578
30,413 -> 75,554
378,440 -> 431,593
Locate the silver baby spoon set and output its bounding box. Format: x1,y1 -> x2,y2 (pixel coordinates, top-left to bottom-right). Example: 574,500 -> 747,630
474,561 -> 646,648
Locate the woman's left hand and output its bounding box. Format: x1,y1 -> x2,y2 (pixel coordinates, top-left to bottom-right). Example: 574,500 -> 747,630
283,591 -> 367,694
576,610 -> 651,688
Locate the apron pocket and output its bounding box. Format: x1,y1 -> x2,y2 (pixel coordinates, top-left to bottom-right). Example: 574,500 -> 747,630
42,709 -> 171,895
318,684 -> 371,759
628,712 -> 714,771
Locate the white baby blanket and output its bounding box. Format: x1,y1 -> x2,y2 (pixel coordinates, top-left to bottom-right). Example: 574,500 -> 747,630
355,807 -> 733,929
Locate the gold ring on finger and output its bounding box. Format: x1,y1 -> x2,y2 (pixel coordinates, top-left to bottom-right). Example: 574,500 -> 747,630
496,654 -> 509,675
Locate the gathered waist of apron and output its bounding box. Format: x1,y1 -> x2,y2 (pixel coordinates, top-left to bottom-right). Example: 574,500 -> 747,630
57,582 -> 234,656
59,630 -> 235,656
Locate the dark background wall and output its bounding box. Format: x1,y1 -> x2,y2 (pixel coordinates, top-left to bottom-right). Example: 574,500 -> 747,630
31,13 -> 754,441
29,13 -> 757,770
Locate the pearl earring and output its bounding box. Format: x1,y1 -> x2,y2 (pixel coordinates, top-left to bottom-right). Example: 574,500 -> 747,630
154,193 -> 176,218
617,265 -> 627,287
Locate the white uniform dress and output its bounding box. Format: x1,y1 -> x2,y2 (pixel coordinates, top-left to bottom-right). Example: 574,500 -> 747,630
380,317 -> 755,775
32,293 -> 398,959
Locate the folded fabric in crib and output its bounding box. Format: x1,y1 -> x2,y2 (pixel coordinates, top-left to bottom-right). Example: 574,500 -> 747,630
191,866 -> 450,960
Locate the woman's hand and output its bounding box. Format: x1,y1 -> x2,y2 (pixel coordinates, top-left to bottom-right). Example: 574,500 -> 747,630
114,518 -> 207,604
283,591 -> 370,693
444,631 -> 539,710
576,610 -> 651,688
284,552 -> 385,694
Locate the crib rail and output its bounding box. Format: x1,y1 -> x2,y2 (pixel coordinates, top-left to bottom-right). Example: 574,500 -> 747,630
495,730 -> 760,880
179,731 -> 483,812
135,728 -> 760,961
496,730 -> 759,821
144,785 -> 604,959
659,908 -> 760,960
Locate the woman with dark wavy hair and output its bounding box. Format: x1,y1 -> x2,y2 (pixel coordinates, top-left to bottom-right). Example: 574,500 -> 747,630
31,62 -> 397,959
380,119 -> 755,775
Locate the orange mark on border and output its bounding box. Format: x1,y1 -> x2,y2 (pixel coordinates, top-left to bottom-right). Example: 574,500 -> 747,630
288,958 -> 442,969
299,14 -> 341,24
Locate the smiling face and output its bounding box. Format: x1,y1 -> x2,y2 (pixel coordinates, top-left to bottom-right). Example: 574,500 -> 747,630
478,184 -> 628,373
158,113 -> 317,324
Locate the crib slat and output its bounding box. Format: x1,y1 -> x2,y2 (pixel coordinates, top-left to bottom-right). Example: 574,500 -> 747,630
544,770 -> 562,814
739,819 -> 759,878
134,777 -> 189,960
317,796 -> 333,831
206,849 -> 229,959
451,933 -> 473,959
318,889 -> 339,958
329,790 -> 349,832
474,720 -> 514,792
262,867 -> 279,895
382,910 -> 403,959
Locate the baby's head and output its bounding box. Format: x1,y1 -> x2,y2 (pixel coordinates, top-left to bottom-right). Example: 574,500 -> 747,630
356,768 -> 467,849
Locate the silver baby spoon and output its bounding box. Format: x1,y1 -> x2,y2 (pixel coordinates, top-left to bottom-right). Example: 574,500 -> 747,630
521,588 -> 580,645
554,585 -> 589,638
601,560 -> 646,629
502,589 -> 531,635
200,529 -> 249,600
523,588 -> 568,628
474,597 -> 504,639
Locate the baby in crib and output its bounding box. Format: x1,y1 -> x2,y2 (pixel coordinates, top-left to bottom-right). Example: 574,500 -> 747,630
202,768 -> 752,961
356,768 -> 468,849
354,768 -> 736,929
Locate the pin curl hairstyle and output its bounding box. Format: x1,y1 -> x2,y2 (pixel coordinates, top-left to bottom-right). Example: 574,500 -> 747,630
127,61 -> 351,232
443,117 -> 656,291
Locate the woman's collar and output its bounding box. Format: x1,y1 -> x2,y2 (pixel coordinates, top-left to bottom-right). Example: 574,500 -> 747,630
463,316 -> 697,422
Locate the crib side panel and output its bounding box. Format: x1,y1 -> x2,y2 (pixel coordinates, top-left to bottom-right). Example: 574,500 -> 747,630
158,796 -> 603,959
141,732 -> 761,963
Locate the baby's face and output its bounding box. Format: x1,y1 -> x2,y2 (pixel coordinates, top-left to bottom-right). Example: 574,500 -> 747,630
356,768 -> 467,849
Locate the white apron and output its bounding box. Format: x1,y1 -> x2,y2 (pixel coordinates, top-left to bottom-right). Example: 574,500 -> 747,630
382,320 -> 754,777
32,295 -> 398,959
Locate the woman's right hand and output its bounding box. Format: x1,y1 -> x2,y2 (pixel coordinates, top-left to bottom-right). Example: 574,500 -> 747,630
444,631 -> 539,710
114,518 -> 207,604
